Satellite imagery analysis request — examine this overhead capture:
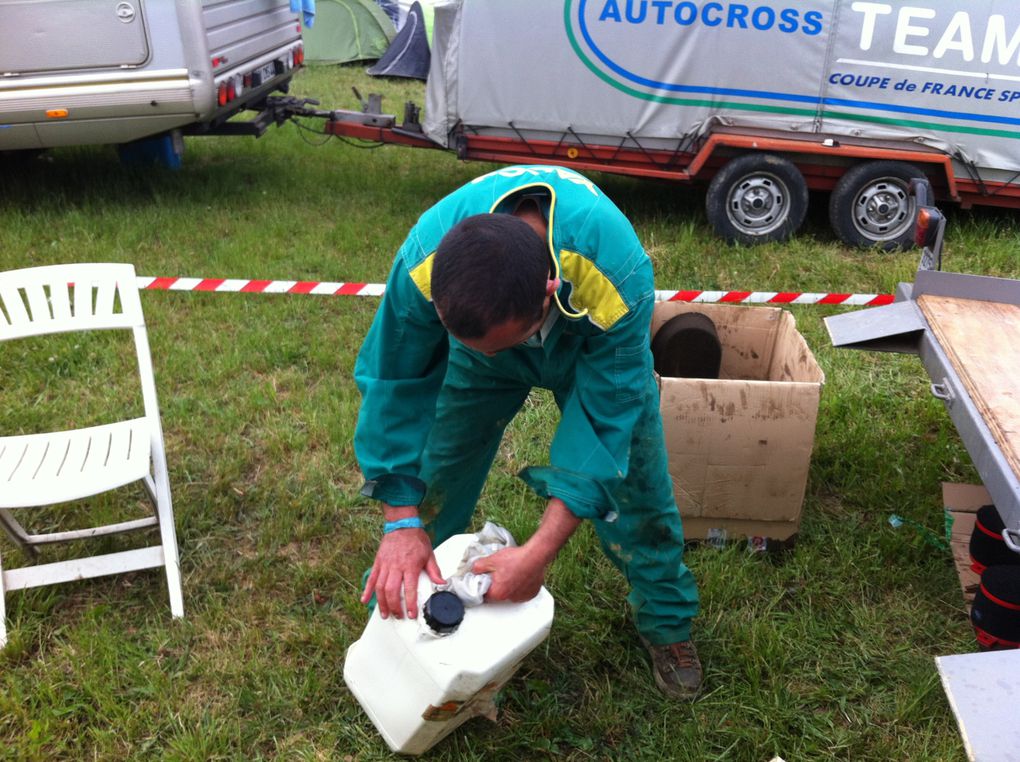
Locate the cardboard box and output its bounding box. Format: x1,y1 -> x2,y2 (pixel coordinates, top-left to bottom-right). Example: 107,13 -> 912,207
943,482 -> 991,610
653,303 -> 825,542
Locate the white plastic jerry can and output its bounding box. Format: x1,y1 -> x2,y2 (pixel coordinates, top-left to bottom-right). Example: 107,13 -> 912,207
343,532 -> 555,756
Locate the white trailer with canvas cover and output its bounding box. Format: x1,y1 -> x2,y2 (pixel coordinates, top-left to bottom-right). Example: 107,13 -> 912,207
325,0 -> 1020,248
0,0 -> 307,166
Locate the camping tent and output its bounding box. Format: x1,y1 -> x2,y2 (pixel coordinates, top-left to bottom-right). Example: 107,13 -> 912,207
375,0 -> 431,32
375,0 -> 400,28
366,1 -> 431,79
303,0 -> 395,64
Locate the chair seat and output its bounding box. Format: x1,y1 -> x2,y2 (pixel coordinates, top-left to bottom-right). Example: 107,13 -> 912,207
0,418 -> 152,509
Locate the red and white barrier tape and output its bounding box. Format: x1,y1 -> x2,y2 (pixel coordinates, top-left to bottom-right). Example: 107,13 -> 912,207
135,276 -> 893,306
653,289 -> 893,306
136,276 -> 386,296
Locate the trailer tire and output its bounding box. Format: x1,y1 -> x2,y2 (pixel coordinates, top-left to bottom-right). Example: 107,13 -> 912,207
705,153 -> 808,245
829,161 -> 925,250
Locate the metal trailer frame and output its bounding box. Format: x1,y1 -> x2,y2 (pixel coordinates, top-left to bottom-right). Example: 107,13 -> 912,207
322,114 -> 1020,212
826,268 -> 1020,553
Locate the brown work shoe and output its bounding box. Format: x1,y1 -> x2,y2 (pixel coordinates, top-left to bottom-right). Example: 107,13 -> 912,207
640,637 -> 703,700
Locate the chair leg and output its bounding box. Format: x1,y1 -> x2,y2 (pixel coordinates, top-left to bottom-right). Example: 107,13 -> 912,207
150,473 -> 184,619
1,548 -> 8,648
0,508 -> 40,561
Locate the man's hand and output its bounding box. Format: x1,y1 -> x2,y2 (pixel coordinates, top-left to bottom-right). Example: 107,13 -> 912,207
472,497 -> 582,603
361,525 -> 444,619
471,545 -> 549,603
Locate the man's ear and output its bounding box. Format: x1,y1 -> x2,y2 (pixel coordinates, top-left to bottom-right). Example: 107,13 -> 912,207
545,277 -> 560,297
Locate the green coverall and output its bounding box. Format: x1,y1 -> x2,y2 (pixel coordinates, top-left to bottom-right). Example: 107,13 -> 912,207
354,165 -> 699,644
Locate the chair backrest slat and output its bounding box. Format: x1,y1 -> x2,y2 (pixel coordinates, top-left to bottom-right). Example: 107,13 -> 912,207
94,279 -> 116,319
0,285 -> 30,328
0,264 -> 142,340
50,281 -> 73,322
73,279 -> 93,325
24,283 -> 54,326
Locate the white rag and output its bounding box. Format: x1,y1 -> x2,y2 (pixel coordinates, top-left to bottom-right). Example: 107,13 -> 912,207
417,522 -> 518,638
447,521 -> 517,606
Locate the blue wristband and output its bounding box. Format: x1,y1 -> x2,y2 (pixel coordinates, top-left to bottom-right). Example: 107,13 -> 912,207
383,517 -> 424,534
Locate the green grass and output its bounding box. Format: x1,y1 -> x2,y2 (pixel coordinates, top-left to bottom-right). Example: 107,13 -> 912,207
0,63 -> 1012,760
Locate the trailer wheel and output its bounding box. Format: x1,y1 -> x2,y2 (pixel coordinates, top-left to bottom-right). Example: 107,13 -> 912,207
705,154 -> 808,245
829,161 -> 925,250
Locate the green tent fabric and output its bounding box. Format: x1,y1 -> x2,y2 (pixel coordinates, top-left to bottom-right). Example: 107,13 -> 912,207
304,0 -> 396,64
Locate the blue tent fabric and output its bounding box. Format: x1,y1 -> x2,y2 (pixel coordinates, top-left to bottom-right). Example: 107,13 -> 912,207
375,0 -> 400,27
291,0 -> 316,27
366,1 -> 429,79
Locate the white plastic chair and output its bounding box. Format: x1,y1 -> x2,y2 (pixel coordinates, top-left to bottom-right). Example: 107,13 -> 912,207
0,263 -> 184,647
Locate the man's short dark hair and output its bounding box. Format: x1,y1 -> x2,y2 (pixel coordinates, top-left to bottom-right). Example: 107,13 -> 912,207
431,213 -> 550,339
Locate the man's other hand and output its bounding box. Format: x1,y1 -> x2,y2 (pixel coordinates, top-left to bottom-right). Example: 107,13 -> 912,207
361,528 -> 444,619
471,545 -> 549,603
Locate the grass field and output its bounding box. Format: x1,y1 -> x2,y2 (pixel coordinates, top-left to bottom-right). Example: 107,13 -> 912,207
2,64 -> 1019,760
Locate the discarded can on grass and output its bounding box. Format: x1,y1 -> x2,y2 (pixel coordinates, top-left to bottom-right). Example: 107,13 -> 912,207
343,533 -> 555,755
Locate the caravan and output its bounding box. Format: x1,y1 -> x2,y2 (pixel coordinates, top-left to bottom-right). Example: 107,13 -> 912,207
0,0 -> 305,163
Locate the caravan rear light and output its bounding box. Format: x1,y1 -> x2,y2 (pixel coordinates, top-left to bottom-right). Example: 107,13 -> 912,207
243,74 -> 253,88
217,83 -> 228,106
226,81 -> 236,101
294,46 -> 304,66
233,75 -> 244,97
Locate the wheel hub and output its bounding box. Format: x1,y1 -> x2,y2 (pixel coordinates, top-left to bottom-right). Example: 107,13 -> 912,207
854,181 -> 912,239
727,174 -> 787,235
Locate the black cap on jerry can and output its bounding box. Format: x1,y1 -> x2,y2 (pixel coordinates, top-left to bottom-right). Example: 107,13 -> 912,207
422,591 -> 465,635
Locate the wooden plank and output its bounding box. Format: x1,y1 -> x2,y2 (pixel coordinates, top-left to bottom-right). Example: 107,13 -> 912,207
918,295 -> 1020,480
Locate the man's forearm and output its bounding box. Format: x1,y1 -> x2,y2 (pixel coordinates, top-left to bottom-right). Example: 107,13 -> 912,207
383,503 -> 420,522
525,497 -> 582,565
470,497 -> 581,603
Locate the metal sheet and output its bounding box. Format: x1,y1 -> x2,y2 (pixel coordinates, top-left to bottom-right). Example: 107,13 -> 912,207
0,1 -> 149,74
936,650 -> 1020,762
915,270 -> 1020,307
824,300 -> 925,353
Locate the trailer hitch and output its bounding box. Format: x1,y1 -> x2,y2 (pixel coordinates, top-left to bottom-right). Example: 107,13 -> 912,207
347,87 -> 425,138
271,89 -> 441,149
253,94 -> 397,132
